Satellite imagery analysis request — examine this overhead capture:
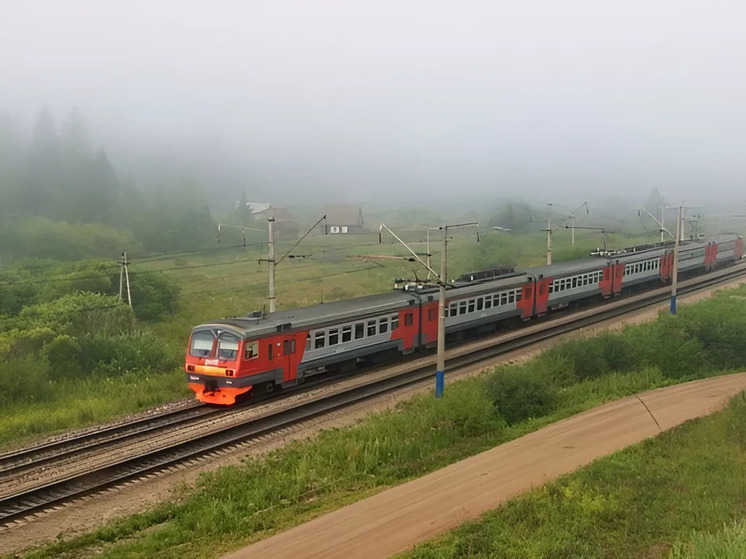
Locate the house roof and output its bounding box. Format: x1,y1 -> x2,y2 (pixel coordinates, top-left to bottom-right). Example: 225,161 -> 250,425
323,205 -> 364,226
253,206 -> 297,222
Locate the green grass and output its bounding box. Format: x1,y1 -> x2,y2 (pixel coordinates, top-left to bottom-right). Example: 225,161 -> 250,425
10,279 -> 746,558
670,520 -> 746,559
12,369 -> 740,557
0,370 -> 189,449
402,392 -> 746,559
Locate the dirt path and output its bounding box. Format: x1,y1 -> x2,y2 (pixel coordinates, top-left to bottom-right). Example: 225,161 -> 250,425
225,373 -> 746,559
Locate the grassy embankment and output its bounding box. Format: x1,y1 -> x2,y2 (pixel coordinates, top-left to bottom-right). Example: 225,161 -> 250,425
403,391 -> 746,559
13,283 -> 746,559
0,228 -> 639,449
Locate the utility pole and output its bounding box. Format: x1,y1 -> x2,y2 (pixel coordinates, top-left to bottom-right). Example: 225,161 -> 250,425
118,252 -> 132,306
268,216 -> 276,313
436,223 -> 447,398
670,205 -> 683,315
545,203 -> 552,265
380,221 -> 477,398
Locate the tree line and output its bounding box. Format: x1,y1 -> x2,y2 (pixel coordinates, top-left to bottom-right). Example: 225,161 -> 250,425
0,107 -> 218,259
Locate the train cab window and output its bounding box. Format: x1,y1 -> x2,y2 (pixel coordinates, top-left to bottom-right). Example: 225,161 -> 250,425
329,329 -> 339,345
342,326 -> 352,342
283,339 -> 296,355
190,331 -> 214,358
404,313 -> 414,327
267,343 -> 273,360
245,341 -> 259,360
218,333 -> 239,361
367,320 -> 377,336
355,323 -> 364,339
391,315 -> 399,330
315,331 -> 325,349
379,318 -> 388,334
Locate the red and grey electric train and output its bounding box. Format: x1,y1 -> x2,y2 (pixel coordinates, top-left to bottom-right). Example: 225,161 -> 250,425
185,235 -> 744,404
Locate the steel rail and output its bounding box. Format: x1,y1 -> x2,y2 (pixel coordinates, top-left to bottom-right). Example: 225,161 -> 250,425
1,263 -> 744,526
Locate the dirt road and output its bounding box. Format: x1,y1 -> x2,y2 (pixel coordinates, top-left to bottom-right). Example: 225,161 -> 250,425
225,373 -> 746,559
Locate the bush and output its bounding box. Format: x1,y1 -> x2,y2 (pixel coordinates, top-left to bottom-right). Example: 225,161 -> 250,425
17,292 -> 134,337
44,334 -> 82,379
487,366 -> 557,425
0,356 -> 54,407
79,331 -> 180,377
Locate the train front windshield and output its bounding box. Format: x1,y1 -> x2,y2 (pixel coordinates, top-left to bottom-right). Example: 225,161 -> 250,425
189,330 -> 240,361
190,331 -> 213,357
217,334 -> 239,361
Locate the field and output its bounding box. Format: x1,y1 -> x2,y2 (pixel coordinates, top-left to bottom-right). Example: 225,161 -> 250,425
14,284 -> 746,558
0,225 -> 711,450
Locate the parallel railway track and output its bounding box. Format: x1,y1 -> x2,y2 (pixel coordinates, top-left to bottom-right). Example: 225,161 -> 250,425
1,263 -> 744,526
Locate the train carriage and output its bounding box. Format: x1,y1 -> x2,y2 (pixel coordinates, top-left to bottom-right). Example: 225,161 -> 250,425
186,234 -> 743,405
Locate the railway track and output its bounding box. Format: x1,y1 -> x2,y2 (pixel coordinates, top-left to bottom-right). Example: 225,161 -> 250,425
1,263 -> 744,526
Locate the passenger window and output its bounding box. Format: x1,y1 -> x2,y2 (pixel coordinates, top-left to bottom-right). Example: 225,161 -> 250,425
315,331 -> 325,349
367,320 -> 377,336
342,326 -> 352,342
476,298 -> 483,311
379,318 -> 388,334
468,300 -> 475,313
391,315 -> 399,330
329,329 -> 339,345
355,323 -> 364,339
485,297 -> 492,309
459,301 -> 467,315
245,341 -> 259,360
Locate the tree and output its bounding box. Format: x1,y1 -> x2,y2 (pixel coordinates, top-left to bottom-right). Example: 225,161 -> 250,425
61,107 -> 89,154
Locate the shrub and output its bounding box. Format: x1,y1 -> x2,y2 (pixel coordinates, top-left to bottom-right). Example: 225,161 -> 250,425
44,334 -> 83,379
0,356 -> 54,407
487,366 -> 557,425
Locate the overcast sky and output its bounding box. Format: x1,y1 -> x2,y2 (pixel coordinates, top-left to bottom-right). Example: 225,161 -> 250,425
2,0 -> 745,206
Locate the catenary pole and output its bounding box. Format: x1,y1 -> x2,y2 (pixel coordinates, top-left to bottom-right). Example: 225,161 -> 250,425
268,216 -> 276,313
670,205 -> 683,314
435,223 -> 447,398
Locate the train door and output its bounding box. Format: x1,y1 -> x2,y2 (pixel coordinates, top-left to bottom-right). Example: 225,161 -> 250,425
659,252 -> 673,281
534,277 -> 551,315
612,261 -> 624,295
599,264 -> 614,297
517,282 -> 534,319
275,332 -> 307,383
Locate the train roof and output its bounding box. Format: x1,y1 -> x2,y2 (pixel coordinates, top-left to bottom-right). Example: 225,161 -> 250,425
195,289 -> 423,338
193,234 -> 742,339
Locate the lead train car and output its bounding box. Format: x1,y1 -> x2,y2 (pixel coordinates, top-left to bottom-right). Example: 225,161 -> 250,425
186,235 -> 743,404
